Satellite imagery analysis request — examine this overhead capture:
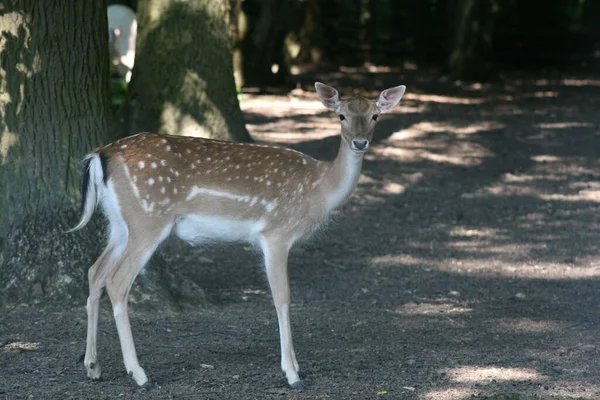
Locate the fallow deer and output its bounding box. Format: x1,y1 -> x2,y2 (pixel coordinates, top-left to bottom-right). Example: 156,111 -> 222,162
69,82 -> 406,389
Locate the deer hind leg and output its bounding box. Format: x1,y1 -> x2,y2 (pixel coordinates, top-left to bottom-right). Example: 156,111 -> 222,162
84,241 -> 123,380
261,237 -> 304,389
105,224 -> 173,387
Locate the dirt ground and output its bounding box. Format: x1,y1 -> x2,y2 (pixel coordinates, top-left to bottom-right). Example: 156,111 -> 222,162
3,66 -> 600,399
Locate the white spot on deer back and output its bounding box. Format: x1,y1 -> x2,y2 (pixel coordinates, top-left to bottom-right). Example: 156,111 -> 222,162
265,199 -> 277,212
142,200 -> 155,213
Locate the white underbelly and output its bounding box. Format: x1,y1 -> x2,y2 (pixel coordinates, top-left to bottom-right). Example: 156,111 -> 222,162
174,215 -> 264,245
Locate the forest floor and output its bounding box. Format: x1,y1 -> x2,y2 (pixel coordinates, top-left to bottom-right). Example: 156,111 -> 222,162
3,66 -> 600,399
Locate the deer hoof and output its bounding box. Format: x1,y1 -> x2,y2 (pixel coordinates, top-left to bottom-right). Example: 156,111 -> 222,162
291,380 -> 307,391
86,363 -> 102,380
141,381 -> 154,390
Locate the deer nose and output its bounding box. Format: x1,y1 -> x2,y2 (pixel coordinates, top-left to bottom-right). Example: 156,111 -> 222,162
352,139 -> 369,151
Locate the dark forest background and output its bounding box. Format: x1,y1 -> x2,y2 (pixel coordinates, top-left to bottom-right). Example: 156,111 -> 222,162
114,0 -> 600,85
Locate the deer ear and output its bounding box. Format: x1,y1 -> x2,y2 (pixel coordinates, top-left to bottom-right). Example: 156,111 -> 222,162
376,85 -> 406,112
315,82 -> 341,111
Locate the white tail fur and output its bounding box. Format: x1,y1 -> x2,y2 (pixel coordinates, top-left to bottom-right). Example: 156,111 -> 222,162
68,154 -> 104,233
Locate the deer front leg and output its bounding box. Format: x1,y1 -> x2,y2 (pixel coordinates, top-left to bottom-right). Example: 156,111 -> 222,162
261,237 -> 304,390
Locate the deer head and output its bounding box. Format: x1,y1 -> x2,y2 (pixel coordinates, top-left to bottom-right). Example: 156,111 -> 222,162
315,82 -> 406,152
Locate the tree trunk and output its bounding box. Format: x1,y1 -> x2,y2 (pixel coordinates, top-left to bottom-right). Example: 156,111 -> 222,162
0,0 -> 115,305
290,0 -> 324,66
235,0 -> 298,89
127,0 -> 251,142
448,0 -> 496,80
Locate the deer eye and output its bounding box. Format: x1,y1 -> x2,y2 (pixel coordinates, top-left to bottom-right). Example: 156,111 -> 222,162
339,114 -> 346,121
372,114 -> 379,121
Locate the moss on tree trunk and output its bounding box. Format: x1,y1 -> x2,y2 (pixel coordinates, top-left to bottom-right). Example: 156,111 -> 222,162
0,0 -> 115,305
127,0 -> 251,142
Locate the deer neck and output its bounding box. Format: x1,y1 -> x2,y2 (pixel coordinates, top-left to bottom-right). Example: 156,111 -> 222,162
323,136 -> 365,212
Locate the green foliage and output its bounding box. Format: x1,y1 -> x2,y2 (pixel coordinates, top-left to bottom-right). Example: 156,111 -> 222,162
110,77 -> 129,108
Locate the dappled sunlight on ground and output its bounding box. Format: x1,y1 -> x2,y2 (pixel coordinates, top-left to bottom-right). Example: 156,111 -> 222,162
466,155 -> 600,203
372,145 -> 489,166
492,318 -> 567,334
393,301 -> 473,316
448,366 -> 542,383
422,387 -> 478,400
389,121 -> 505,140
403,92 -> 488,105
424,367 -> 600,399
0,341 -> 40,352
369,250 -> 600,279
555,78 -> 600,87
536,122 -> 595,129
422,368 -> 600,399
240,93 -> 339,144
241,80 -> 600,289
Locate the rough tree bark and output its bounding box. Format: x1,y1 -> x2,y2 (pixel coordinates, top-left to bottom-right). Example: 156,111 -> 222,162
127,0 -> 251,142
0,0 -> 115,305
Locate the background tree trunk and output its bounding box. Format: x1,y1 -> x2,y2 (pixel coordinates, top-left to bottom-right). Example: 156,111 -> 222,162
0,0 -> 115,305
448,0 -> 496,80
127,0 -> 251,142
289,0 -> 324,66
234,0 -> 298,89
